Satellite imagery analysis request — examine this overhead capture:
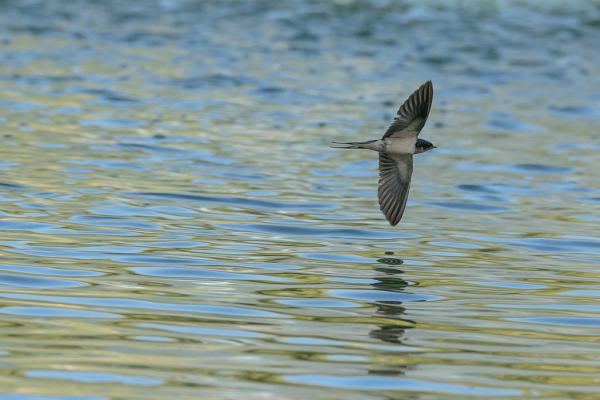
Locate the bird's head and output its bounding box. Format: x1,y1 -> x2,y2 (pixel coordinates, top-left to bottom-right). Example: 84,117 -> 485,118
415,139 -> 436,154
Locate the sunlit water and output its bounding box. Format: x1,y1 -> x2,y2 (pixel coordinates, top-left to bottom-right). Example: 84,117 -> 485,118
1,1 -> 600,398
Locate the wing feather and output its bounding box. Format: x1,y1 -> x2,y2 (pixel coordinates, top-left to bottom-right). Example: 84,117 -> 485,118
382,81 -> 433,139
377,153 -> 413,226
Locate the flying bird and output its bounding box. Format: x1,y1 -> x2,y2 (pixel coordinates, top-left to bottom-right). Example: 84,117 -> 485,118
331,81 -> 436,226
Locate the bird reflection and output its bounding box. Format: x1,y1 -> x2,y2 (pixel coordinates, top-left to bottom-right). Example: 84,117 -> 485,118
368,254 -> 417,376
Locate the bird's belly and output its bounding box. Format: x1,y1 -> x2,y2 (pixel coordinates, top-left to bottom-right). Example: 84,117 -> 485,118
383,137 -> 415,155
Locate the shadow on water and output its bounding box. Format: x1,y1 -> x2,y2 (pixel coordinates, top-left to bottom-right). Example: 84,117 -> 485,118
368,255 -> 416,377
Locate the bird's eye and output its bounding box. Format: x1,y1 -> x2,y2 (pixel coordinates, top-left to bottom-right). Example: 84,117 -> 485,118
416,139 -> 430,149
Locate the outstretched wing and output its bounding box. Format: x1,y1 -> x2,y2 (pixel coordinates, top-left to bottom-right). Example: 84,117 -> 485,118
378,153 -> 413,226
382,81 -> 433,139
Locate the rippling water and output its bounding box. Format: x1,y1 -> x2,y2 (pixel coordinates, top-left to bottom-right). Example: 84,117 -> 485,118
1,0 -> 600,398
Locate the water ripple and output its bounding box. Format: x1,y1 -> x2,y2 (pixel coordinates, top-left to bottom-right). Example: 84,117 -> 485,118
128,192 -> 335,210
1,1 -> 600,398
25,370 -> 162,386
217,223 -> 417,239
423,200 -> 516,213
1,294 -> 286,318
130,267 -> 294,282
285,375 -> 521,395
329,289 -> 441,302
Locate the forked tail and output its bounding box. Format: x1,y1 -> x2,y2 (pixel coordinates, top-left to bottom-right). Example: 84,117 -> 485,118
330,140 -> 378,149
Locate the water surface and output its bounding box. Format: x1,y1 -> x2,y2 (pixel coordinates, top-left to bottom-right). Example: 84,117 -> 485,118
1,1 -> 600,398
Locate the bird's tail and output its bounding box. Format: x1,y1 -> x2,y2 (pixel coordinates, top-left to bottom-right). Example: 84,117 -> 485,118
330,140 -> 378,149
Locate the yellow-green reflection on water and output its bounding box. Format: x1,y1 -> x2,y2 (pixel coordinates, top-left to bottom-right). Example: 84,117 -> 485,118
1,1 -> 600,399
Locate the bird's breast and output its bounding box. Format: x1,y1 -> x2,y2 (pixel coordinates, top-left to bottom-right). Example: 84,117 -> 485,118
383,137 -> 416,155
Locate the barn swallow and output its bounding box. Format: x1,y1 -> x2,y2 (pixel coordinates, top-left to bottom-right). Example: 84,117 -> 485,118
331,81 -> 435,226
